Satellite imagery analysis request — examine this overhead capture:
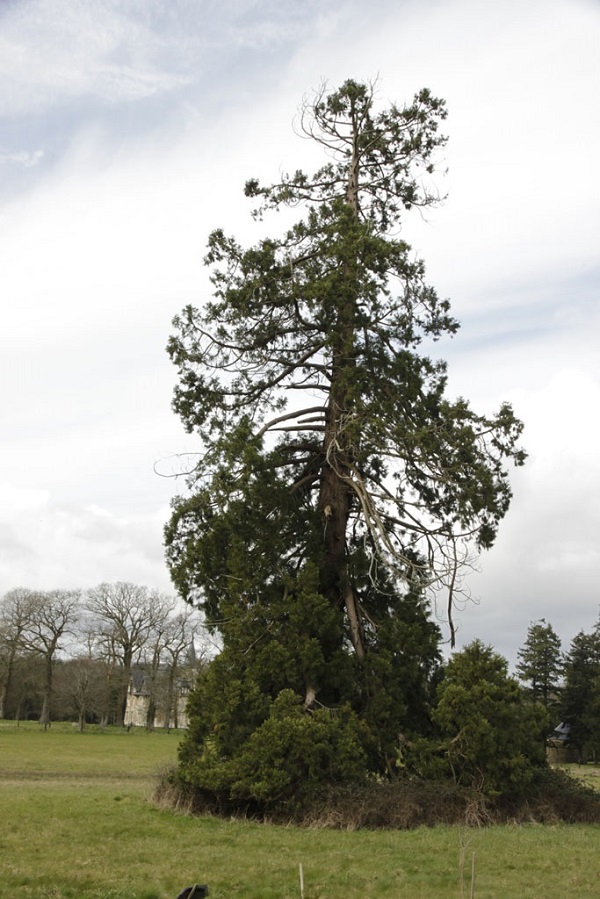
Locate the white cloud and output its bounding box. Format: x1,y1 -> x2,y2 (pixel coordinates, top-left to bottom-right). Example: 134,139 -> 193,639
0,148 -> 44,167
0,488 -> 174,593
0,0 -> 193,116
451,362 -> 600,660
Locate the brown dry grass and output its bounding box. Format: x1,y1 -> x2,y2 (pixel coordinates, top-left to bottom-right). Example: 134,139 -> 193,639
159,766 -> 600,830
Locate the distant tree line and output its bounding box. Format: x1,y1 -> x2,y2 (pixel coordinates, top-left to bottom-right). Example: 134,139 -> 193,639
3,575 -> 597,766
516,615 -> 600,763
0,582 -> 204,730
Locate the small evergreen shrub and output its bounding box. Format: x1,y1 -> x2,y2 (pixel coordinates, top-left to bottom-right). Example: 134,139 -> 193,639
176,689 -> 368,815
406,640 -> 549,798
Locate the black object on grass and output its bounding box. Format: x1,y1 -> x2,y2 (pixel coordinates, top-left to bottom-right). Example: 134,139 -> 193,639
176,885 -> 209,898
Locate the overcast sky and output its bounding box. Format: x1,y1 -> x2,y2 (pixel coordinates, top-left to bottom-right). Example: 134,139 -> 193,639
1,0 -> 598,665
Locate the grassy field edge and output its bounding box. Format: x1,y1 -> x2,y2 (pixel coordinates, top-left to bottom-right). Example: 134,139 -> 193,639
2,722 -> 600,898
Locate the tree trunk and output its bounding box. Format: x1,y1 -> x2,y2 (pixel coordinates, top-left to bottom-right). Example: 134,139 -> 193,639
0,644 -> 18,719
146,697 -> 156,731
317,341 -> 366,663
316,109 -> 366,663
39,654 -> 53,730
163,666 -> 175,731
117,648 -> 133,728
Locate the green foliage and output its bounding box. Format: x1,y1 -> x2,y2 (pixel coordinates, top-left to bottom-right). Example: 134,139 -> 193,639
350,581 -> 442,770
516,618 -> 563,713
560,625 -> 600,759
176,563 -> 440,805
225,690 -> 368,810
180,683 -> 368,812
167,77 -> 525,621
166,79 -> 526,811
176,562 -> 442,794
411,641 -> 548,797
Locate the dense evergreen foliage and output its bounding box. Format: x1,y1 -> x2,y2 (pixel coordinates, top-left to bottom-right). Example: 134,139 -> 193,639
561,625 -> 600,760
166,80 -> 526,810
419,640 -> 548,797
516,618 -> 563,714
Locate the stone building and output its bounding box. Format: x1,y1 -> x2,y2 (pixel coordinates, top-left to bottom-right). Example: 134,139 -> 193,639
124,668 -> 191,730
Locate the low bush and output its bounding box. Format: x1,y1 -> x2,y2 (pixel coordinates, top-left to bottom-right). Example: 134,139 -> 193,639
174,689 -> 369,817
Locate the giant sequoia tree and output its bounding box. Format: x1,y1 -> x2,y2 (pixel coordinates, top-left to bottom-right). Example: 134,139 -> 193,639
166,80 -> 525,807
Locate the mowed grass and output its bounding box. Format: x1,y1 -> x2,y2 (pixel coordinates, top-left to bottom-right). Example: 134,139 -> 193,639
0,721 -> 177,779
2,723 -> 600,898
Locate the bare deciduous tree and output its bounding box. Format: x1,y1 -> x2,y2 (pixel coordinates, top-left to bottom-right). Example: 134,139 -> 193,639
0,588 -> 37,719
20,589 -> 81,728
55,656 -> 109,731
138,594 -> 178,730
86,582 -> 174,727
161,607 -> 202,730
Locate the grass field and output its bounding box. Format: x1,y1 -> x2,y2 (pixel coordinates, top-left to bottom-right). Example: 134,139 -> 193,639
2,722 -> 600,898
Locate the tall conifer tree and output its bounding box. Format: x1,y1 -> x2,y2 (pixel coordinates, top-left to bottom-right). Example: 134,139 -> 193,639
516,618 -> 563,712
561,626 -> 600,760
166,81 -> 525,803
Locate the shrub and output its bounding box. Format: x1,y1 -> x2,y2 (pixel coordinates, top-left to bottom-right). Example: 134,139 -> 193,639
414,640 -> 549,798
177,689 -> 368,816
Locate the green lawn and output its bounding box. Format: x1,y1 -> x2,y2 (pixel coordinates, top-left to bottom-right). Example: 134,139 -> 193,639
2,722 -> 600,897
0,720 -> 179,778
